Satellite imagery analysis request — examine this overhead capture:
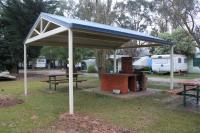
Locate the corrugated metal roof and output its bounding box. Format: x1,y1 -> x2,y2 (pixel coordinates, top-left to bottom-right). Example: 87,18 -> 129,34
24,13 -> 173,49
40,13 -> 172,45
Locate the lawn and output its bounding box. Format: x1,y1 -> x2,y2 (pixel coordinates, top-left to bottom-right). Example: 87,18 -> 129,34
0,77 -> 200,133
147,82 -> 171,90
146,73 -> 200,91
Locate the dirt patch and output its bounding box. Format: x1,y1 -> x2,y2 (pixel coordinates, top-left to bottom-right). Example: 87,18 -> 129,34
34,113 -> 136,133
56,113 -> 136,133
0,95 -> 24,108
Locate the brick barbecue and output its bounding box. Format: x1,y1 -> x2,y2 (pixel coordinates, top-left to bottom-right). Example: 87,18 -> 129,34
101,57 -> 147,94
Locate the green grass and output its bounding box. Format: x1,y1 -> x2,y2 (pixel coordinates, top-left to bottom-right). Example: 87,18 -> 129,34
147,73 -> 200,79
0,78 -> 200,133
147,82 -> 170,90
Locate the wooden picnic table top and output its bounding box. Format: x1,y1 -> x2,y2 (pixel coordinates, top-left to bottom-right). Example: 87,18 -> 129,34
177,80 -> 200,86
47,73 -> 83,77
102,73 -> 137,77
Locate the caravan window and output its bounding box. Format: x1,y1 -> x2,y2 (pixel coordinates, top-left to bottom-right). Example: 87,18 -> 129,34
38,59 -> 45,63
184,58 -> 187,63
153,59 -> 168,64
193,58 -> 200,67
178,58 -> 181,63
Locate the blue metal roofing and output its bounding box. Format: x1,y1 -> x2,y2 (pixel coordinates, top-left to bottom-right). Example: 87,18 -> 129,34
40,13 -> 172,45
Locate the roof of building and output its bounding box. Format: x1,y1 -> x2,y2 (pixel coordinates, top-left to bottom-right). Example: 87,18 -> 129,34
24,13 -> 173,49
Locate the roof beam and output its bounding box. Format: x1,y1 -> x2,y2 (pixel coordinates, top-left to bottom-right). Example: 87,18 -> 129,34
42,21 -> 51,33
73,30 -> 130,42
119,43 -> 163,49
34,29 -> 40,35
25,27 -> 68,44
42,34 -> 126,44
40,19 -> 43,32
30,41 -> 119,49
74,36 -> 125,45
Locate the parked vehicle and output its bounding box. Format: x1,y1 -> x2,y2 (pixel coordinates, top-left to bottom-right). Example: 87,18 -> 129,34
133,56 -> 152,70
36,58 -> 47,68
152,54 -> 188,73
0,71 -> 16,80
81,58 -> 97,72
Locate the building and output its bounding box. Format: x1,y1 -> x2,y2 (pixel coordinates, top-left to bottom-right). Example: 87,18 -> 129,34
188,53 -> 200,73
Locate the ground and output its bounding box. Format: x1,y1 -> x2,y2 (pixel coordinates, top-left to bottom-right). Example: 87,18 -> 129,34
0,70 -> 200,133
0,94 -> 23,107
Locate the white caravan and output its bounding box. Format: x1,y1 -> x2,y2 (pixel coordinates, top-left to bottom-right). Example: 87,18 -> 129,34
152,54 -> 188,73
36,58 -> 47,68
133,56 -> 151,70
81,58 -> 97,71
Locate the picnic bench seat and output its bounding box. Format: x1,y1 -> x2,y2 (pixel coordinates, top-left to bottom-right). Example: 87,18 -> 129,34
168,80 -> 200,106
180,86 -> 200,106
174,81 -> 200,106
168,86 -> 196,95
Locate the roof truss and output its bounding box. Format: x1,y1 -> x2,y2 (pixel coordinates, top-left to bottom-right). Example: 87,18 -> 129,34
24,17 -> 68,44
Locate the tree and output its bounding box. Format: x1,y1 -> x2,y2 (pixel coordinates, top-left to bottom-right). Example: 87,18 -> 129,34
75,0 -> 117,74
114,0 -> 153,31
40,46 -> 94,66
153,0 -> 200,47
152,28 -> 196,57
114,0 -> 154,57
0,0 -> 58,73
58,0 -> 77,17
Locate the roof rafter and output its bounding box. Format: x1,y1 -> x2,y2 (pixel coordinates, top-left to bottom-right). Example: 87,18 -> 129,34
25,27 -> 68,44
119,43 -> 164,49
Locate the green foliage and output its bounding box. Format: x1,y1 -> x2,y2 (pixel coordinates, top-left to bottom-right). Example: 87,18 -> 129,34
143,67 -> 151,72
75,0 -> 95,21
74,48 -> 94,64
114,0 -> 153,31
152,28 -> 196,57
153,0 -> 200,46
40,46 -> 67,61
87,65 -> 97,73
40,46 -> 94,64
0,0 -> 58,72
75,0 -> 116,74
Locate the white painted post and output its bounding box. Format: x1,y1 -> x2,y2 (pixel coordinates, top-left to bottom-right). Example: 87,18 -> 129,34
114,50 -> 117,73
24,44 -> 28,95
68,29 -> 74,114
170,45 -> 174,90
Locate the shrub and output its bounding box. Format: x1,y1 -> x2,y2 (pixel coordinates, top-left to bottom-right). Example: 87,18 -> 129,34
87,65 -> 97,73
143,67 -> 151,71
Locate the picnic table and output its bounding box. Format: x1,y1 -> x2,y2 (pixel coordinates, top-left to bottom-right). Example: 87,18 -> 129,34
177,81 -> 200,106
42,73 -> 86,90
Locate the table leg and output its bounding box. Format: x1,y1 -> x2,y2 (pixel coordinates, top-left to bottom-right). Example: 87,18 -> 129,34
76,76 -> 78,88
197,87 -> 199,105
49,76 -> 51,90
54,76 -> 56,91
183,85 -> 186,107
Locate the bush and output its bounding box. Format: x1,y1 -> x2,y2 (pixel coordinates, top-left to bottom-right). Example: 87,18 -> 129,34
143,67 -> 151,72
87,65 -> 97,73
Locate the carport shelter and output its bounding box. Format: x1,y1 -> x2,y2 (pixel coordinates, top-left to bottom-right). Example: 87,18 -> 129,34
24,12 -> 174,114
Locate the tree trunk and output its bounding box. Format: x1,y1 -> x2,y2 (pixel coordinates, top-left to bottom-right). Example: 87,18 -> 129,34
96,49 -> 112,79
10,65 -> 19,74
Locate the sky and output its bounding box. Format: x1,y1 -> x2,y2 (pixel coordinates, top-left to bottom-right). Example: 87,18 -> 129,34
66,0 -> 199,34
